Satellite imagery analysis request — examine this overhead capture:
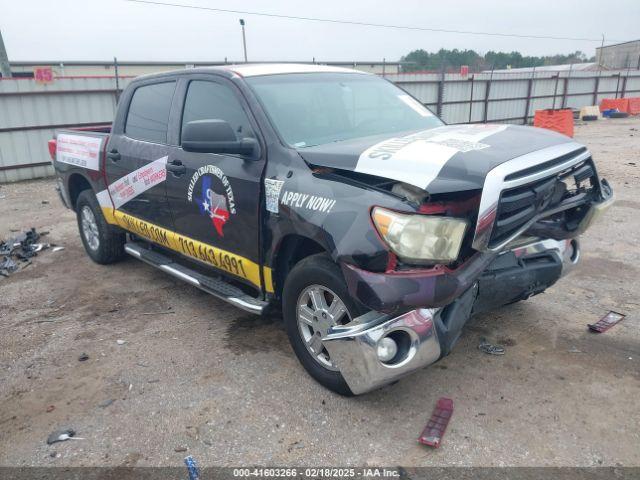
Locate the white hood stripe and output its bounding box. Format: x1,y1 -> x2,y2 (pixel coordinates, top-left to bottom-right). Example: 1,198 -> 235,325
356,125 -> 508,190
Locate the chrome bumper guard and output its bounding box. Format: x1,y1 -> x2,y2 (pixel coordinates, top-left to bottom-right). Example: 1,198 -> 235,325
323,309 -> 442,395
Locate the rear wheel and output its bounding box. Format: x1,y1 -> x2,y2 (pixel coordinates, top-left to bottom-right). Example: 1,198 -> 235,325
282,254 -> 365,395
76,190 -> 125,264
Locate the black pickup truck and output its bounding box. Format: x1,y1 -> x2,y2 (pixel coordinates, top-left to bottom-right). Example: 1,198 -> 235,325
50,64 -> 612,395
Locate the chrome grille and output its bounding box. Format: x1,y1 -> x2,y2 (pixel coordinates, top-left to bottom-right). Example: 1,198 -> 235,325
472,142 -> 595,252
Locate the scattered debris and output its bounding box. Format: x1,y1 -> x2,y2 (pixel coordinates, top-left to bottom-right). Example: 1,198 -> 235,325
46,428 -> 81,445
52,246 -> 65,252
478,337 -> 506,355
184,455 -> 201,480
46,405 -> 55,413
418,397 -> 454,448
98,399 -> 115,408
174,446 -> 188,453
567,347 -> 584,354
78,353 -> 89,362
116,339 -> 126,345
147,379 -> 160,383
142,310 -> 175,316
0,228 -> 50,277
0,256 -> 18,277
588,311 -> 626,333
49,451 -> 57,458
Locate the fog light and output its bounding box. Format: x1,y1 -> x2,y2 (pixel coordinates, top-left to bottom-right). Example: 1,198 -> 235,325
376,336 -> 398,363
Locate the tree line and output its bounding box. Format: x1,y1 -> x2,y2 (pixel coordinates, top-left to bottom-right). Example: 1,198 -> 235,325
400,49 -> 595,72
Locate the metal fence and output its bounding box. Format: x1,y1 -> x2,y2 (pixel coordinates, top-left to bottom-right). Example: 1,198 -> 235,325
1,69 -> 640,182
389,69 -> 640,125
0,76 -> 132,183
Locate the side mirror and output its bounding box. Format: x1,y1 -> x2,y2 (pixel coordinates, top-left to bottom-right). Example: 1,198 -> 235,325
182,119 -> 258,158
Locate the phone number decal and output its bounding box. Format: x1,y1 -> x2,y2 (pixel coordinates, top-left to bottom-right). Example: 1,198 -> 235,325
113,210 -> 264,288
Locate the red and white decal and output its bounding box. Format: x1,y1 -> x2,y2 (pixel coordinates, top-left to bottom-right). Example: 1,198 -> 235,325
103,156 -> 168,209
56,134 -> 103,171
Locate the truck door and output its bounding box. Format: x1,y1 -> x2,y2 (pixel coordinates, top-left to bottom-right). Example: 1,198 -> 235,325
164,76 -> 267,290
105,80 -> 177,228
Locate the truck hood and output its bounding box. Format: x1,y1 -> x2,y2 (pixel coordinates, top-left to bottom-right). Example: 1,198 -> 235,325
297,124 -> 582,194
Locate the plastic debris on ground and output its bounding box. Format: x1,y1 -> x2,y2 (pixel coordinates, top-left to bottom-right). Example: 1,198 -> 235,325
184,455 -> 201,480
46,428 -> 81,445
418,397 -> 454,448
588,311 -> 626,333
478,337 -> 506,355
0,227 -> 55,277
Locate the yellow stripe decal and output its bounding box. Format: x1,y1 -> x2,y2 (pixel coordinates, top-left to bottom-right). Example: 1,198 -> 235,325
102,207 -> 273,292
262,266 -> 274,294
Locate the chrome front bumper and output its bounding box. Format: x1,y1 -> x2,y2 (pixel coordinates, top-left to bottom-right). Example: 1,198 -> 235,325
323,309 -> 442,395
325,237 -> 585,395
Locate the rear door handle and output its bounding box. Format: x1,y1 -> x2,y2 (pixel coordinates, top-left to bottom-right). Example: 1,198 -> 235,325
167,159 -> 186,176
107,149 -> 121,161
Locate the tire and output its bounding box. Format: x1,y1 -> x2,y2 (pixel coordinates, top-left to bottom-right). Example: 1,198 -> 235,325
608,111 -> 629,119
282,253 -> 365,396
76,189 -> 125,264
581,115 -> 599,121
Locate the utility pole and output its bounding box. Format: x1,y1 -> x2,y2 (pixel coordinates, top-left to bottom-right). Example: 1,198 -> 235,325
239,19 -> 248,63
0,28 -> 12,78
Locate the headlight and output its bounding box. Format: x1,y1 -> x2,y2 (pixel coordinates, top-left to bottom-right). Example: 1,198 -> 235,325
372,207 -> 467,264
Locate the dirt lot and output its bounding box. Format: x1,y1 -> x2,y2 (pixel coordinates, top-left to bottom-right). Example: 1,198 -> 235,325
1,118 -> 639,468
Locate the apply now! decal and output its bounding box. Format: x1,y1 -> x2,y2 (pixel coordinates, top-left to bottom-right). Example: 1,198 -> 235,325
280,191 -> 337,213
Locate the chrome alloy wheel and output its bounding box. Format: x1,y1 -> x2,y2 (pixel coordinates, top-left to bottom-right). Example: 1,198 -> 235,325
297,284 -> 351,370
80,206 -> 100,251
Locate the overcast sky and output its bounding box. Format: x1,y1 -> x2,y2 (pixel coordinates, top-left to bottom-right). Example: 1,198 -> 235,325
1,0 -> 638,62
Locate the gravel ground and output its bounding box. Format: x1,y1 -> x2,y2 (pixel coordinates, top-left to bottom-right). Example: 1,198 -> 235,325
0,118 -> 639,467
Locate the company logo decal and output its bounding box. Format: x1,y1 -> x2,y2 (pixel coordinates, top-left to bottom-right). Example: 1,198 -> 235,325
187,165 -> 236,236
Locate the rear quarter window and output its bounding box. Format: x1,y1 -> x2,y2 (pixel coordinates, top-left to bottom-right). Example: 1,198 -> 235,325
125,82 -> 176,144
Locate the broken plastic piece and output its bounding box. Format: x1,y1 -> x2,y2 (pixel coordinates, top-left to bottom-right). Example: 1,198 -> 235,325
46,428 -> 76,444
184,455 -> 201,480
418,397 -> 454,448
478,337 -> 505,355
588,311 -> 625,333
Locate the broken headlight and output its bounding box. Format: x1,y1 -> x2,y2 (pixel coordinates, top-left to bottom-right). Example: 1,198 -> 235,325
372,207 -> 467,264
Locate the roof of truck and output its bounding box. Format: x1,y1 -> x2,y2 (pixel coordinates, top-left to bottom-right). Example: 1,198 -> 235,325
132,63 -> 371,82
226,63 -> 370,77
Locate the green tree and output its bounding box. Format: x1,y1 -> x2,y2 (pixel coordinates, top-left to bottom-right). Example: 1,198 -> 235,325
400,48 -> 594,72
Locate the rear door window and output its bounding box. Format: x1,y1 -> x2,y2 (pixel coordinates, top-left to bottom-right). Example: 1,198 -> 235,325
125,82 -> 176,144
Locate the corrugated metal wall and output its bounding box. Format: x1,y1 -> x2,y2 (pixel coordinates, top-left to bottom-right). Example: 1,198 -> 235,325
0,77 -> 131,183
392,70 -> 640,125
1,71 -> 640,182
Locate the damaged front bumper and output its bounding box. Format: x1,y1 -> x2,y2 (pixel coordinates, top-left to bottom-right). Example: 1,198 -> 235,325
328,237 -> 582,395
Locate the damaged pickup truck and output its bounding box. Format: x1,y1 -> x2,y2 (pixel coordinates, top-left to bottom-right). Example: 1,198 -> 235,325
50,64 -> 613,395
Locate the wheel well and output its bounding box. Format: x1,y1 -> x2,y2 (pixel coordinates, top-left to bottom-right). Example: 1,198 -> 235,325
68,174 -> 93,211
273,235 -> 326,297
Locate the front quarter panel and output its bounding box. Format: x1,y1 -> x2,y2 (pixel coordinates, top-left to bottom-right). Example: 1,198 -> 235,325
264,148 -> 411,273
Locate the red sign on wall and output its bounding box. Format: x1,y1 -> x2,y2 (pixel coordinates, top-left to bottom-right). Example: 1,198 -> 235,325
34,67 -> 54,84
460,65 -> 469,77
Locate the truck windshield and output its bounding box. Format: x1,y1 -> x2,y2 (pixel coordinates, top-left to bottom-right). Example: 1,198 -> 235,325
246,73 -> 443,148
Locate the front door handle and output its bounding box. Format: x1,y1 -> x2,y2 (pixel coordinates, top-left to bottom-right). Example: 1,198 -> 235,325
107,149 -> 121,161
167,159 -> 186,176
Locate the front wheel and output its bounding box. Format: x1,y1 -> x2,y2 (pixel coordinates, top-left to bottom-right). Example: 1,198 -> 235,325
282,254 -> 365,396
76,190 -> 125,264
